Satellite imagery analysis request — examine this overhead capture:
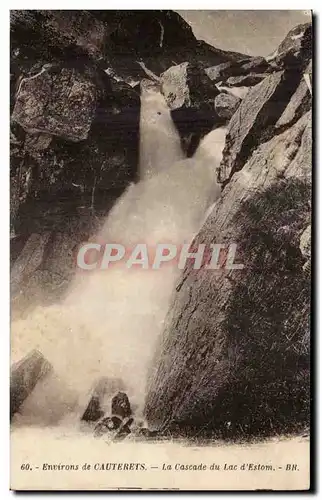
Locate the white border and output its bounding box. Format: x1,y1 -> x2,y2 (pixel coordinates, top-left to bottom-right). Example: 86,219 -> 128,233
1,4 -> 320,499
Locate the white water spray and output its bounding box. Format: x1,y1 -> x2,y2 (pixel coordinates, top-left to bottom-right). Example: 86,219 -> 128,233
11,85 -> 226,424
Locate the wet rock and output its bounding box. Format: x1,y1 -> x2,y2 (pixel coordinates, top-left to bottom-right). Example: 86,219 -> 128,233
94,416 -> 134,440
300,224 -> 311,260
218,70 -> 303,183
160,62 -> 220,155
94,416 -> 122,437
11,350 -> 52,419
81,378 -> 126,423
111,391 -> 132,419
113,418 -> 134,441
137,427 -> 159,439
214,92 -> 241,122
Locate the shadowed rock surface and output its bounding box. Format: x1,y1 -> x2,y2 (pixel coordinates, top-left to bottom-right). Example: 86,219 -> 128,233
217,69 -> 308,183
160,62 -> 221,155
81,377 -> 125,423
11,350 -> 53,419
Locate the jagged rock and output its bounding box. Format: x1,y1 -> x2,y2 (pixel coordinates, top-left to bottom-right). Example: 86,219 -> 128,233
160,62 -> 220,155
161,62 -> 219,110
275,63 -> 312,129
145,111 -> 311,438
206,56 -> 271,84
10,62 -> 140,289
136,427 -> 159,439
111,391 -> 132,419
11,350 -> 52,418
218,70 -> 303,183
81,377 -> 125,423
11,10 -> 251,86
94,416 -> 122,437
214,92 -> 241,121
226,73 -> 267,87
270,23 -> 312,70
94,416 -> 134,440
205,62 -> 234,83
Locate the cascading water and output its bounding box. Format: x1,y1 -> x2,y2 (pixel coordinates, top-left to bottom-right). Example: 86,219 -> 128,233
139,80 -> 184,178
11,84 -> 226,425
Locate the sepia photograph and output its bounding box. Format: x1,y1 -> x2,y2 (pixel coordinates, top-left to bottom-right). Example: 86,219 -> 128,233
9,9 -> 312,491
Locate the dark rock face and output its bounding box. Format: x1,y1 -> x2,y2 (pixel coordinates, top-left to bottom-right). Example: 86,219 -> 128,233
111,391 -> 132,419
161,62 -> 221,155
11,10 -> 108,61
11,350 -> 52,419
81,377 -> 125,423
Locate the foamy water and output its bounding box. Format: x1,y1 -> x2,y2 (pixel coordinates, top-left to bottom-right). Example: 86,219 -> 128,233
11,86 -> 226,423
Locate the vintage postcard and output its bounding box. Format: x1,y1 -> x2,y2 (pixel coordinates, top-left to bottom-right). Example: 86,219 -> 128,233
10,10 -> 312,491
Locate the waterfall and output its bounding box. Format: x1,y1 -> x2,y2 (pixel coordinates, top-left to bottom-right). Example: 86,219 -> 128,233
139,80 -> 184,179
11,87 -> 226,424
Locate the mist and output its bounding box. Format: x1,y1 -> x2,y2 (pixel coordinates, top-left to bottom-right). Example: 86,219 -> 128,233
11,86 -> 226,423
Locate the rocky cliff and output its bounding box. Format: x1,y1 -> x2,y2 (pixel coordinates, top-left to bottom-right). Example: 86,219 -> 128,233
145,20 -> 312,439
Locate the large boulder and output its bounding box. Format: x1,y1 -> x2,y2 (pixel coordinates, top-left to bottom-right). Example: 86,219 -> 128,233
12,65 -> 97,142
160,62 -> 221,155
145,110 -> 311,438
81,377 -> 126,423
